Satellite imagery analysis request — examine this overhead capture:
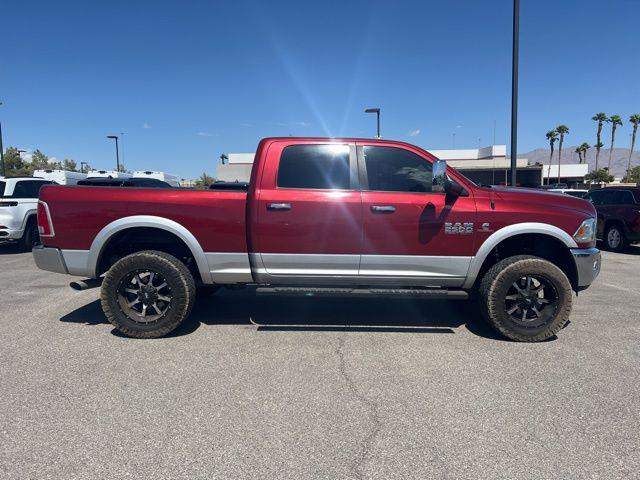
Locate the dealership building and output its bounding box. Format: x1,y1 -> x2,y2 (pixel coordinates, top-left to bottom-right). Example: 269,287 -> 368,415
216,145 -> 587,188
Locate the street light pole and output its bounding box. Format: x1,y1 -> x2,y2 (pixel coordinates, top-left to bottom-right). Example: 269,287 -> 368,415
365,108 -> 381,138
106,135 -> 120,172
510,0 -> 520,187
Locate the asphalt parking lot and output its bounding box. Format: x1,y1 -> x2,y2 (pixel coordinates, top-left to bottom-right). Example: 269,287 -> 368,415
1,244 -> 639,479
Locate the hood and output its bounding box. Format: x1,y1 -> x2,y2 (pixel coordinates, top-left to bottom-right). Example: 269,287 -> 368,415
490,187 -> 596,217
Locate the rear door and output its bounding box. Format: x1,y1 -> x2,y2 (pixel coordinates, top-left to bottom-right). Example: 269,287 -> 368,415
253,141 -> 362,280
356,142 -> 477,286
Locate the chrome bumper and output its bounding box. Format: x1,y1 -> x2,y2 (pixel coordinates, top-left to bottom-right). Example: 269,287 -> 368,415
32,245 -> 69,274
570,247 -> 601,288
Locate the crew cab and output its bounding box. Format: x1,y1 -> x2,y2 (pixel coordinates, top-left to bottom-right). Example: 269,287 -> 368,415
583,187 -> 640,252
33,138 -> 601,342
0,176 -> 55,250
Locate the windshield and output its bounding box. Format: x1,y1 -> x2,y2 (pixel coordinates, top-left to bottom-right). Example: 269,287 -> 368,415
0,181 -> 5,197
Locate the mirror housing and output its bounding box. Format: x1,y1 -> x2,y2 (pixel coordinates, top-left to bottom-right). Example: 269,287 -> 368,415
432,159 -> 466,197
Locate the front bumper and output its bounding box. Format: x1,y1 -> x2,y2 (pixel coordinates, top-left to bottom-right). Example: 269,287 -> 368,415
0,228 -> 24,240
32,245 -> 69,274
570,247 -> 601,289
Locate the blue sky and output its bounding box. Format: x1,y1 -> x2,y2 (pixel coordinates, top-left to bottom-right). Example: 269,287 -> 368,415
1,0 -> 639,179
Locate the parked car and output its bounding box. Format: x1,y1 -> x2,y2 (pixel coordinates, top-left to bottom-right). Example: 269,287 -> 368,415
583,187 -> 640,251
77,177 -> 173,188
0,177 -> 56,250
548,188 -> 588,198
33,137 -> 600,342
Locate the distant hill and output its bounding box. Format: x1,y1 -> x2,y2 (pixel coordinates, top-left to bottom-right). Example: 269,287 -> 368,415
521,147 -> 639,178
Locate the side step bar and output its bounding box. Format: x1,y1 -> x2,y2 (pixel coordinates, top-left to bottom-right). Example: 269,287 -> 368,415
255,286 -> 468,300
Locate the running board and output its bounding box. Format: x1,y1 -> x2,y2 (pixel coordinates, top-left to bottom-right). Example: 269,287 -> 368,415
255,286 -> 468,300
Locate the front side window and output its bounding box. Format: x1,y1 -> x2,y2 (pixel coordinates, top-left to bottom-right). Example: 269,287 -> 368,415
612,190 -> 635,205
363,146 -> 433,193
586,190 -> 605,205
277,144 -> 351,190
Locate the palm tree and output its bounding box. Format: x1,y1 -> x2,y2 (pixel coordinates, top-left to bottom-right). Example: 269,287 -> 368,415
628,114 -> 640,176
607,115 -> 623,171
592,113 -> 608,170
555,125 -> 569,184
579,142 -> 591,164
575,146 -> 583,164
545,129 -> 558,185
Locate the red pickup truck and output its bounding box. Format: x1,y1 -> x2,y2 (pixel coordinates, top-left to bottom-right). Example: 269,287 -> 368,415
33,137 -> 600,342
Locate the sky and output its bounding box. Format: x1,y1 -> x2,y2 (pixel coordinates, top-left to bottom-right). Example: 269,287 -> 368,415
1,0 -> 639,179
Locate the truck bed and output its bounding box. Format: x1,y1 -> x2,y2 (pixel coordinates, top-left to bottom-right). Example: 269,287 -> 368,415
38,185 -> 249,253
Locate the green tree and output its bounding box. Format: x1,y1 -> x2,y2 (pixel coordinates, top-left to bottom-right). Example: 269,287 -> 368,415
584,167 -> 614,184
575,146 -> 583,164
622,165 -> 640,183
592,113 -> 608,170
194,172 -> 215,189
3,147 -> 32,176
627,114 -> 640,177
555,125 -> 569,184
30,149 -> 50,170
606,114 -> 623,171
579,142 -> 590,164
61,159 -> 78,172
545,130 -> 558,184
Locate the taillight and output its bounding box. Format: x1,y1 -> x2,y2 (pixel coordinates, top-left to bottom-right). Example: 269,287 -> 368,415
37,201 -> 55,237
0,201 -> 19,207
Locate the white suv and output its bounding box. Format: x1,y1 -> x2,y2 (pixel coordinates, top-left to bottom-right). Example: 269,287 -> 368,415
0,177 -> 55,250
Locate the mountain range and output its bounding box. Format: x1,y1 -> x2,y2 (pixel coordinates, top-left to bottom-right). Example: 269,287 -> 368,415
521,147 -> 639,178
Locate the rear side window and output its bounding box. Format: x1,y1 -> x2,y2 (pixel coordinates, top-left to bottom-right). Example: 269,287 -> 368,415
10,180 -> 52,198
363,146 -> 433,193
611,190 -> 635,205
277,144 -> 351,190
0,181 -> 5,197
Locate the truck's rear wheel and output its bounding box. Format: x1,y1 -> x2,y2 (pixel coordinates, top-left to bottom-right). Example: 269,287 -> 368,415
479,255 -> 572,342
101,250 -> 196,338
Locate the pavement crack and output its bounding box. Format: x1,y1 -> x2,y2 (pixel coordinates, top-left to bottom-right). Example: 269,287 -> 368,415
335,335 -> 382,480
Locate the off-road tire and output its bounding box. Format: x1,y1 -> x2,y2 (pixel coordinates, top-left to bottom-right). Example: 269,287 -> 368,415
101,250 -> 196,338
19,217 -> 39,252
603,224 -> 627,252
479,255 -> 572,342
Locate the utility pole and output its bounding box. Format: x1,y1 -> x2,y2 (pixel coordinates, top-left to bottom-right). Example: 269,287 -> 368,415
510,0 -> 520,187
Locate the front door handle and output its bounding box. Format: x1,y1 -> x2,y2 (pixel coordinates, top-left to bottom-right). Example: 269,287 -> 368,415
371,205 -> 396,213
268,203 -> 292,211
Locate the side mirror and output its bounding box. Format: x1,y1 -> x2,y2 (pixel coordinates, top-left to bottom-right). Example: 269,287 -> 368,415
432,158 -> 466,197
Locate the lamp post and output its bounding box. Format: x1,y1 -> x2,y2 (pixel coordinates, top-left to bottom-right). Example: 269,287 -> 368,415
365,108 -> 381,139
510,0 -> 520,187
106,135 -> 120,172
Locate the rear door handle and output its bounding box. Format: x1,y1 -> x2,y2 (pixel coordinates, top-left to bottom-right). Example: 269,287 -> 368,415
268,203 -> 292,211
371,205 -> 396,213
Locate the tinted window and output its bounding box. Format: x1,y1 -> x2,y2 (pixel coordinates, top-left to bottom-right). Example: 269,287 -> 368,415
11,180 -> 52,198
0,181 -> 5,197
586,190 -> 607,205
611,190 -> 635,205
277,144 -> 351,190
128,178 -> 172,188
363,146 -> 433,193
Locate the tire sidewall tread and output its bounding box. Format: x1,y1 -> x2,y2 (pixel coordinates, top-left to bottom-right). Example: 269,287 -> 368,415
479,255 -> 573,342
100,250 -> 196,338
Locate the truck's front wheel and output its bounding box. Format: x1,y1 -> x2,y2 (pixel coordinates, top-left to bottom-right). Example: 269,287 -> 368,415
101,250 -> 196,338
479,255 -> 572,342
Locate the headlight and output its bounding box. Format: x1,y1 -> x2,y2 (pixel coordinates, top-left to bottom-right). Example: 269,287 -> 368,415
573,218 -> 596,243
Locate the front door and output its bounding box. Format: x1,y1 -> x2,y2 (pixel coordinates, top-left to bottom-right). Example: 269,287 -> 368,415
253,141 -> 362,281
356,142 -> 477,286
